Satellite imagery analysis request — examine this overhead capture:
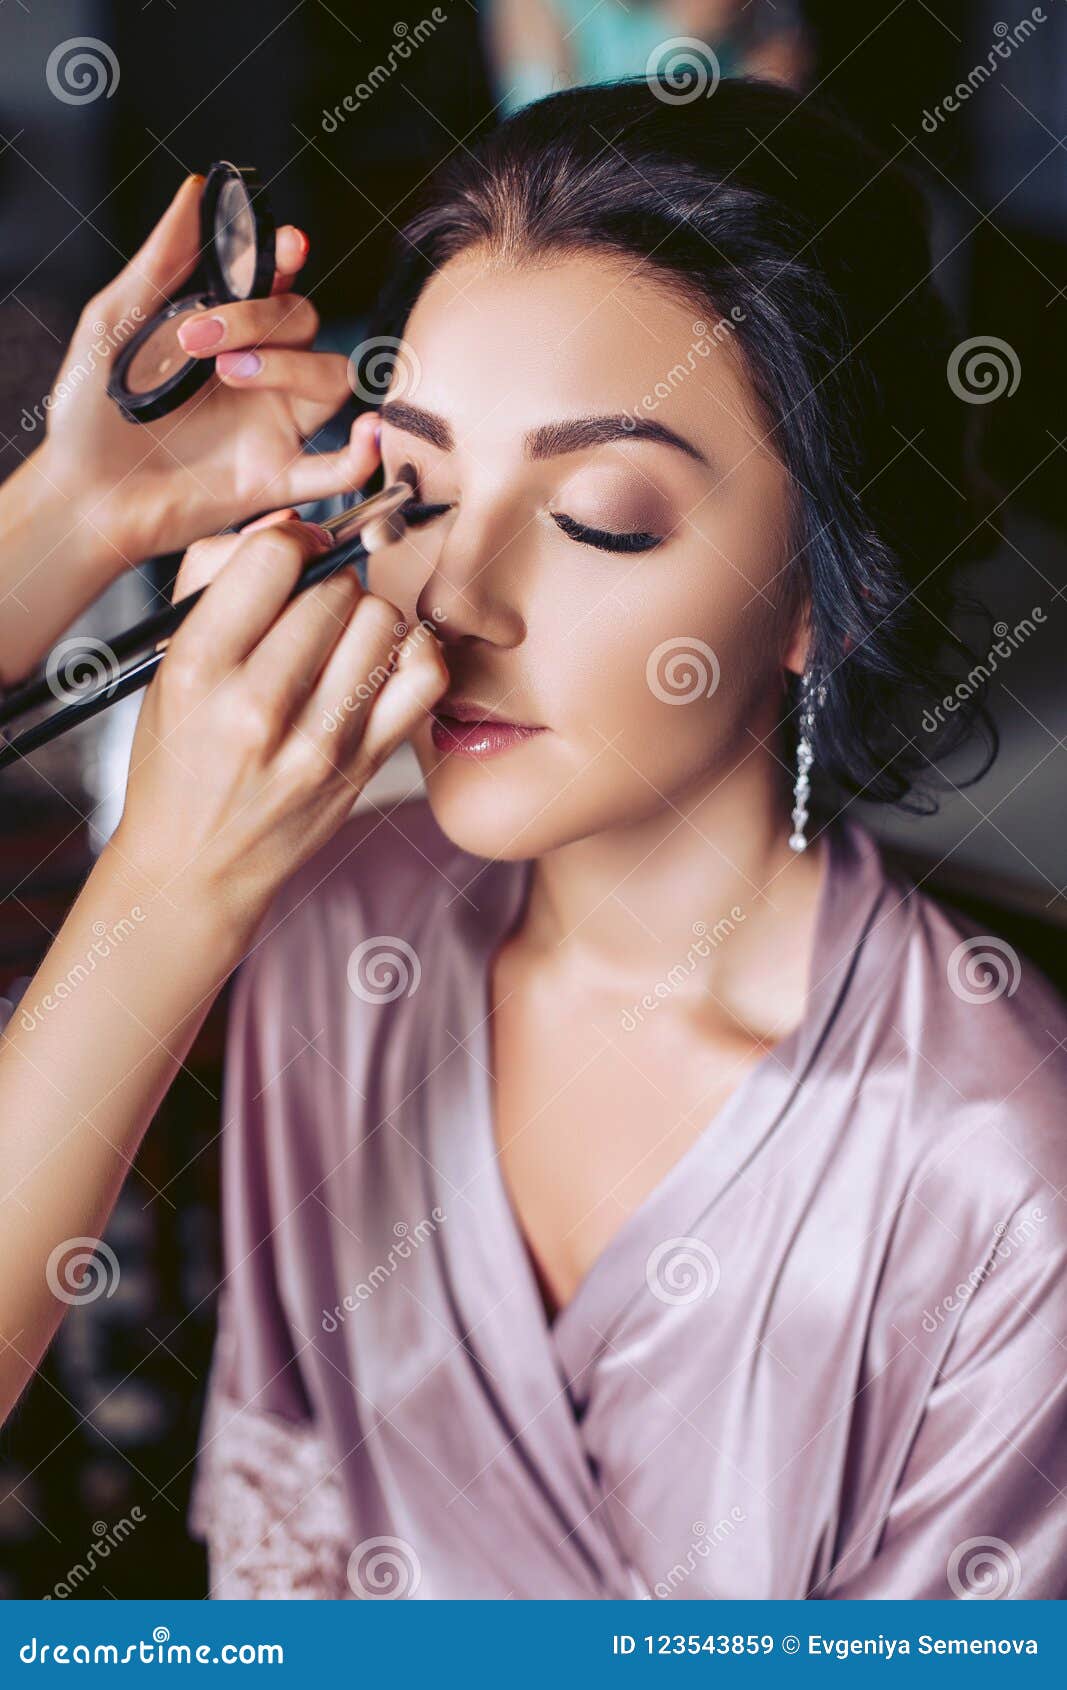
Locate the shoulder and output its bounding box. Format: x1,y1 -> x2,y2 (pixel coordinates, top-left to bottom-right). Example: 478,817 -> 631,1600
862,828 -> 1067,1211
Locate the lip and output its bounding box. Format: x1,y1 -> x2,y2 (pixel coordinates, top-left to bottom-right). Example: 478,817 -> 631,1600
431,696 -> 547,759
436,696 -> 542,728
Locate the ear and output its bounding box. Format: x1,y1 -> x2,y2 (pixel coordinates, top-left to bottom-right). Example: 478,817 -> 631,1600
782,601 -> 812,678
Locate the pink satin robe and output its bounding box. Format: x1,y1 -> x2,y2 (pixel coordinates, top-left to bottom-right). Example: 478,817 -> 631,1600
186,798 -> 1067,1600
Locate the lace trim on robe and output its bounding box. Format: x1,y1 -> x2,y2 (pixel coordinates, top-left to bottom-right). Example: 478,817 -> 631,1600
187,1388 -> 353,1599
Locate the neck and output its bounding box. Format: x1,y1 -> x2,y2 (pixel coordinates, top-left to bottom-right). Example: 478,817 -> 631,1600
518,750 -> 828,1039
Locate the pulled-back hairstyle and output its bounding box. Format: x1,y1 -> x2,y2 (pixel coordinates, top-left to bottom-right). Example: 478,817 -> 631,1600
364,76 -> 997,809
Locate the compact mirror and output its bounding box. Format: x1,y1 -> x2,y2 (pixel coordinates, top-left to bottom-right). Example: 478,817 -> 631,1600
107,161 -> 275,424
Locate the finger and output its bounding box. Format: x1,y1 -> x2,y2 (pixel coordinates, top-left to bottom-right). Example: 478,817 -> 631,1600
302,593 -> 411,742
105,173 -> 204,316
267,410 -> 383,508
176,292 -> 319,358
165,520 -> 331,683
214,349 -> 350,421
271,225 -> 310,295
240,565 -> 366,727
349,621 -> 450,769
171,508 -> 299,602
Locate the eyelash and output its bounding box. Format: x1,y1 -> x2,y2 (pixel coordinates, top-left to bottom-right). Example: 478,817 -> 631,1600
398,497 -> 663,555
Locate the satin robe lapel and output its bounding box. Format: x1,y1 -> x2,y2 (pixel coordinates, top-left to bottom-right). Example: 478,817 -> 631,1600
419,852 -> 638,1592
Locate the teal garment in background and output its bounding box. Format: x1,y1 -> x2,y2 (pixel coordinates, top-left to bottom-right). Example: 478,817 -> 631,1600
487,0 -> 742,116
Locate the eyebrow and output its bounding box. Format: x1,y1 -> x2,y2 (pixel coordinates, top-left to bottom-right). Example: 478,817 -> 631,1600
379,400 -> 709,467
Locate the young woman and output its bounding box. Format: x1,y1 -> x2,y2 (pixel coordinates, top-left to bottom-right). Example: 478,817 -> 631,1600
182,77 -> 1067,1600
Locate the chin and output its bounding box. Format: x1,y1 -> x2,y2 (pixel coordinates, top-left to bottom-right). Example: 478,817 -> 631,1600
418,763 -> 550,861
412,724 -> 565,861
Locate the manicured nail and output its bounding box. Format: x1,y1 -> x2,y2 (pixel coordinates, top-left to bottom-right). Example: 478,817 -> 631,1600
302,522 -> 334,547
216,350 -> 262,380
177,315 -> 225,352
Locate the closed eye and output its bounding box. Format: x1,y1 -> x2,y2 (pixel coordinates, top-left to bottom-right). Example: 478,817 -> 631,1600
400,498 -> 452,530
398,497 -> 663,555
549,511 -> 663,554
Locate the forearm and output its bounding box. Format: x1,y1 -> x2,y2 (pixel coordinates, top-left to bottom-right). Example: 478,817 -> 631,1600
0,843 -> 253,1422
0,444 -> 128,686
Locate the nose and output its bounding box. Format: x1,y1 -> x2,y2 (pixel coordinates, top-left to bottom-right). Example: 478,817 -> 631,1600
413,511 -> 528,650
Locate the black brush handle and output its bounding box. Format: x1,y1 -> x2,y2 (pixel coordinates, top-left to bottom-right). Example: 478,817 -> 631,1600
0,532 -> 370,772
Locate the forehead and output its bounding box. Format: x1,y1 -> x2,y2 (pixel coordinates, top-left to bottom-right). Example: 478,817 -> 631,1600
398,247 -> 768,459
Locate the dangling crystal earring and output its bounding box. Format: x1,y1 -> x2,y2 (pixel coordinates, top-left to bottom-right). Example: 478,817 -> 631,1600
789,669 -> 826,854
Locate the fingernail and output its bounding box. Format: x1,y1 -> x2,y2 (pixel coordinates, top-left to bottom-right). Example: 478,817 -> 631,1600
301,522 -> 334,548
216,350 -> 262,380
178,315 -> 225,352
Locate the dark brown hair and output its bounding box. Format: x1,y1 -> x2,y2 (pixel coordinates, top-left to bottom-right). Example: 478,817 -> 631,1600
362,75 -> 997,809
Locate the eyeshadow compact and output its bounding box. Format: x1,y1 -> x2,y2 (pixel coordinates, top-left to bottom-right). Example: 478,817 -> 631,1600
107,161 -> 275,424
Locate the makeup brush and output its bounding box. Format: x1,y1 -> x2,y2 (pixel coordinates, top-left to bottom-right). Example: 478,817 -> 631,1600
0,468 -> 417,773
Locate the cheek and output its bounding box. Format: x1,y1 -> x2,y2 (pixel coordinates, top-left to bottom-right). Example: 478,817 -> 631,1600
541,559 -> 779,785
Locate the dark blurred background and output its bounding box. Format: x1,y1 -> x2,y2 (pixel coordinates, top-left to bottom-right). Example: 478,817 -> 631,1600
1,0 -> 1065,1598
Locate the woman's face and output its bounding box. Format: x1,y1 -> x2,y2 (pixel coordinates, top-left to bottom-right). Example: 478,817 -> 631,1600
371,248 -> 804,861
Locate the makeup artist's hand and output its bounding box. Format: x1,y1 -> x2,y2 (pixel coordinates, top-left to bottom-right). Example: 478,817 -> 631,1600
108,515 -> 448,940
41,173 -> 364,561
0,174 -> 370,687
